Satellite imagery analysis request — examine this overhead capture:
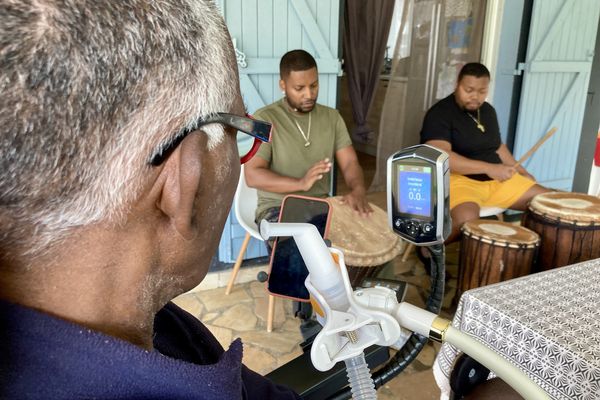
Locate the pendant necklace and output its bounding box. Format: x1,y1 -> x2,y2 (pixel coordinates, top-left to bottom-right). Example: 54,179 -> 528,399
293,113 -> 312,147
282,98 -> 312,147
467,109 -> 485,133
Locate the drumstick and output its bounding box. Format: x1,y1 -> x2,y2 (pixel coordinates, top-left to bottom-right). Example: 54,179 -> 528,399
513,127 -> 558,168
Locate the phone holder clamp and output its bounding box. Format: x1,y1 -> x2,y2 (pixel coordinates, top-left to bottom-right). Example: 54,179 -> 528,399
305,247 -> 402,372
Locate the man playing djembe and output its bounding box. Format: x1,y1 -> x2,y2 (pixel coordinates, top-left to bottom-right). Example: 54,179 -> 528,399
420,62 -> 550,244
245,49 -> 372,224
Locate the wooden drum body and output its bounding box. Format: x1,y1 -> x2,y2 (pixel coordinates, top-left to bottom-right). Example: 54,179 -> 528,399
328,196 -> 405,287
522,192 -> 600,272
458,220 -> 539,297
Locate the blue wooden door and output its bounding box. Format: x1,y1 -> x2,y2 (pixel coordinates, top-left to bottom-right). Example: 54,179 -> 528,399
216,0 -> 343,262
512,0 -> 600,190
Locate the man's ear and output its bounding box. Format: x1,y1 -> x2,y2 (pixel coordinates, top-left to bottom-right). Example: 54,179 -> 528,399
279,79 -> 286,93
156,133 -> 205,240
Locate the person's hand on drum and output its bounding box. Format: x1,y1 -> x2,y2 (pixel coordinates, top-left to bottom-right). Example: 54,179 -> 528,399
486,163 -> 516,182
299,158 -> 332,191
341,188 -> 373,217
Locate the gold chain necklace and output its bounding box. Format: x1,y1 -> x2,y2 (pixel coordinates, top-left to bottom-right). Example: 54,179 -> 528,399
282,98 -> 312,147
293,113 -> 312,147
467,109 -> 485,133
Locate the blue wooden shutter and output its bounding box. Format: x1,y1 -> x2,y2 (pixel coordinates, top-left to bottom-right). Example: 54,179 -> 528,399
512,0 -> 600,190
216,0 -> 343,262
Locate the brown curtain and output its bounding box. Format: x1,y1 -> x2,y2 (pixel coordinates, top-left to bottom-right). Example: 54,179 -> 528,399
369,0 -> 487,192
343,0 -> 396,143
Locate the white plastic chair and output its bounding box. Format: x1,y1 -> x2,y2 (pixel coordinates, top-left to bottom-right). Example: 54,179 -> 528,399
401,206 -> 506,262
224,165 -> 276,331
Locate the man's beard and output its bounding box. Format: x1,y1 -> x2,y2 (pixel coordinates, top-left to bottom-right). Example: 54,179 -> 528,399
286,96 -> 315,113
464,103 -> 481,112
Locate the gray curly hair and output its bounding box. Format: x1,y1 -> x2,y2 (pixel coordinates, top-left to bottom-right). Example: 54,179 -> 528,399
0,0 -> 237,258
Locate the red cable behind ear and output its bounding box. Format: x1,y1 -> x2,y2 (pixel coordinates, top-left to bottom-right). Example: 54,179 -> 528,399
240,138 -> 262,164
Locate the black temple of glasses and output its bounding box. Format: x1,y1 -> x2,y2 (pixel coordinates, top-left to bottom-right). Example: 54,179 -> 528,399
149,113 -> 272,166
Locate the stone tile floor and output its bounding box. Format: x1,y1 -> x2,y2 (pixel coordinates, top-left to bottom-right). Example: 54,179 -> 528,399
173,242 -> 461,399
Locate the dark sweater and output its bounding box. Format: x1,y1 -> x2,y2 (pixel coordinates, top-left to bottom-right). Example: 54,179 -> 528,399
0,300 -> 300,399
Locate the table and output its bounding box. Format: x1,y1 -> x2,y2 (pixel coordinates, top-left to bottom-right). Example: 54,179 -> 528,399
433,259 -> 600,400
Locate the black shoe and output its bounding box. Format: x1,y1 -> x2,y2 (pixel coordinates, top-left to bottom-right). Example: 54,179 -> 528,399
416,247 -> 432,276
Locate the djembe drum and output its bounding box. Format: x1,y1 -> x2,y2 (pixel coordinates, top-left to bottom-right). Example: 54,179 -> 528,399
522,192 -> 600,272
458,219 -> 539,298
327,196 -> 405,287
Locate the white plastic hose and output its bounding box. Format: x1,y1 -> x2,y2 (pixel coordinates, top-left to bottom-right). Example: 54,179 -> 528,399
444,326 -> 550,400
393,303 -> 549,399
344,354 -> 377,400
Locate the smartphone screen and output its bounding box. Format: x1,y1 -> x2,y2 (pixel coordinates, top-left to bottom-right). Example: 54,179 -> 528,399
267,196 -> 331,301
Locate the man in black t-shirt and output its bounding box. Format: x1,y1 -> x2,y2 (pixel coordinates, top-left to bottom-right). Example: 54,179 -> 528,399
420,63 -> 550,243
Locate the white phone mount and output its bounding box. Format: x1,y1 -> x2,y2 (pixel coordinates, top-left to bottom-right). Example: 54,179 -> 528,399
260,220 -> 401,371
304,247 -> 400,371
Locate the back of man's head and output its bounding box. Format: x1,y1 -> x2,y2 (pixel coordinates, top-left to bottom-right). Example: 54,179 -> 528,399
279,49 -> 317,79
0,0 -> 236,259
458,62 -> 490,82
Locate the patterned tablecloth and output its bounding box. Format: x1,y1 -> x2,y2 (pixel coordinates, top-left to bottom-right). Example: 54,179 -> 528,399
433,259 -> 600,400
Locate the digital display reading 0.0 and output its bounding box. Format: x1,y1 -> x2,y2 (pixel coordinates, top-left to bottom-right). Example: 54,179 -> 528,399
398,165 -> 431,217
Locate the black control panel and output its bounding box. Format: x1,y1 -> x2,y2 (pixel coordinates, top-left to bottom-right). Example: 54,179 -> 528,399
387,145 -> 450,246
392,218 -> 437,243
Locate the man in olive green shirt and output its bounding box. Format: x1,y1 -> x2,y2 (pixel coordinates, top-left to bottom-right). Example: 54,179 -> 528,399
246,49 -> 372,223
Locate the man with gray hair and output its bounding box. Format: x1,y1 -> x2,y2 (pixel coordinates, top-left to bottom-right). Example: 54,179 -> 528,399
0,1 -> 298,398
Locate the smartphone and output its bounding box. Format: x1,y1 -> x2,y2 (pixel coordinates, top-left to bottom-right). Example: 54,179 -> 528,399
266,195 -> 331,302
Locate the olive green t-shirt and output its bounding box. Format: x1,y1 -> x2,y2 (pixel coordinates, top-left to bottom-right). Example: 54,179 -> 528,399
253,100 -> 353,221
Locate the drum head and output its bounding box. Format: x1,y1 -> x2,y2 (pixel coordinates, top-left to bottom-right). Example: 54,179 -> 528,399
529,192 -> 600,224
461,219 -> 539,248
328,196 -> 405,266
